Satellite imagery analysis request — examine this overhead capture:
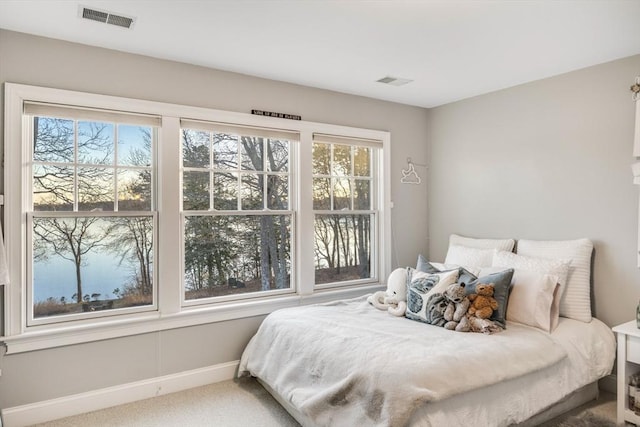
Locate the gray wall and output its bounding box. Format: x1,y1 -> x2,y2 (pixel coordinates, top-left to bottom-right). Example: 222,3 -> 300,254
427,54 -> 640,328
1,28 -> 637,410
0,30 -> 429,408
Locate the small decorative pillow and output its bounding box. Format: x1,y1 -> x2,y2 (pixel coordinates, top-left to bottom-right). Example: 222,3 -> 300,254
405,269 -> 459,324
465,267 -> 515,329
444,245 -> 496,269
506,270 -> 560,332
449,234 -> 516,252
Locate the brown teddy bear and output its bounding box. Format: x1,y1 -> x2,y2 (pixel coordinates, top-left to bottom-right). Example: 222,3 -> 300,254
467,283 -> 498,319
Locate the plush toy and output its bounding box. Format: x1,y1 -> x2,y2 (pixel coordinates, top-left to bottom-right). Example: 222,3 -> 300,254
423,293 -> 449,327
467,283 -> 498,320
443,282 -> 470,332
468,316 -> 502,334
367,268 -> 408,316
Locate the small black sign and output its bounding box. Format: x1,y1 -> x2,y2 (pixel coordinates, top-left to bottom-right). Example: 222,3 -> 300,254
251,109 -> 301,121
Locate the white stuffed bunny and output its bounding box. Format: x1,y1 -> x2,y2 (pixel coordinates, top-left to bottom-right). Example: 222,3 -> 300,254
367,268 -> 408,316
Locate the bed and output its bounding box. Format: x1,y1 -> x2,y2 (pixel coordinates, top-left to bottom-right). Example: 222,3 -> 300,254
238,236 -> 616,426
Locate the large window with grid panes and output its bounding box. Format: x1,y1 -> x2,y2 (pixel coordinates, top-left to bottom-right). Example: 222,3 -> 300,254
2,83 -> 390,347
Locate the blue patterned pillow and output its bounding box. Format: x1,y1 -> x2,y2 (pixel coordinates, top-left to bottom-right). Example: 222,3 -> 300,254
405,269 -> 459,324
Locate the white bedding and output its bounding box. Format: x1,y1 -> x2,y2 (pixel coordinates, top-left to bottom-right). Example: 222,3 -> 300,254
408,315 -> 615,426
238,296 -> 613,427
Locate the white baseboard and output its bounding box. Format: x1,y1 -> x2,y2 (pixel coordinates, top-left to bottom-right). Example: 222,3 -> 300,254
1,360 -> 239,427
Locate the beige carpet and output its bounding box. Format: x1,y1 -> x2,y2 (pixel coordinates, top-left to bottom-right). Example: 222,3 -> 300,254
31,379 -> 617,427
31,377 -> 299,427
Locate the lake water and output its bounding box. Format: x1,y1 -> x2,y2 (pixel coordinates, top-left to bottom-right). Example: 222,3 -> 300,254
33,251 -> 141,302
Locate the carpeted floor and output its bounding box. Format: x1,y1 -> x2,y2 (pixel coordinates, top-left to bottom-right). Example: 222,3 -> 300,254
555,412 -> 618,427
537,391 -> 618,427
31,377 -> 299,427
31,379 -> 618,427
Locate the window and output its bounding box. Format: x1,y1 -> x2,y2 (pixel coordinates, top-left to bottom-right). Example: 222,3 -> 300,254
2,83 -> 390,351
180,120 -> 297,302
24,102 -> 159,326
312,134 -> 379,287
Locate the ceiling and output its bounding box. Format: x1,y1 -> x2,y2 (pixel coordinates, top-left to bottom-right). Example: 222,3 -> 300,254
1,0 -> 639,108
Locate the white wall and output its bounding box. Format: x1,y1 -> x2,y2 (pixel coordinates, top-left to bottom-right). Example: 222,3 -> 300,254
0,29 -> 429,409
427,54 -> 640,327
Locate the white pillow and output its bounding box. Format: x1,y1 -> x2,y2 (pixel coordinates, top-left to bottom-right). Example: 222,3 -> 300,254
445,245 -> 495,269
449,234 -> 515,252
492,250 -> 570,330
516,238 -> 593,322
492,250 -> 570,306
506,270 -> 560,332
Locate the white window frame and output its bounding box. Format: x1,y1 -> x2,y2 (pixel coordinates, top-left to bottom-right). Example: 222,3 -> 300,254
179,121 -> 298,306
1,83 -> 391,354
23,103 -> 160,327
311,134 -> 382,290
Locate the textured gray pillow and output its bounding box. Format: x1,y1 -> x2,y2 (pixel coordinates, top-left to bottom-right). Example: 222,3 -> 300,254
464,268 -> 514,329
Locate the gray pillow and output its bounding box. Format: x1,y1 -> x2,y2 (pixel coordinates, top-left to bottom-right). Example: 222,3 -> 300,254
416,254 -> 440,274
416,254 -> 476,289
464,269 -> 514,329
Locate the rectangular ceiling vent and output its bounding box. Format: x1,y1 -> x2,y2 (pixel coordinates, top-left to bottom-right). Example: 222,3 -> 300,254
376,76 -> 413,87
79,5 -> 135,29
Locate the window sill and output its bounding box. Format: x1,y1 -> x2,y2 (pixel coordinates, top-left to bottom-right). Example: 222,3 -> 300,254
0,284 -> 383,354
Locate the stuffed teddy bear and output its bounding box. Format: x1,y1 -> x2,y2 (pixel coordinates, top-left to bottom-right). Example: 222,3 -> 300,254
467,283 -> 498,320
443,282 -> 470,332
368,268 -> 407,316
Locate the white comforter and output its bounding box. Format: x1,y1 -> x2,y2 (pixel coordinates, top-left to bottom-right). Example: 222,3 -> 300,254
238,296 -> 569,427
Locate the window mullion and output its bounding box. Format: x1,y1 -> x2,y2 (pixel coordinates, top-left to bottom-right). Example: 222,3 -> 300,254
236,137 -> 242,211
329,144 -> 334,211
158,116 -> 182,314
209,131 -> 214,211
73,121 -> 79,212
297,131 -> 315,295
350,146 -> 355,210
263,138 -> 267,210
114,125 -> 119,212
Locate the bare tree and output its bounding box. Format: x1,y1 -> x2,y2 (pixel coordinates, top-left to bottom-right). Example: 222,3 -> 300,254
241,136 -> 290,290
33,217 -> 109,303
33,117 -> 114,211
103,127 -> 155,295
105,217 -> 153,295
312,144 -> 372,283
181,129 -> 291,295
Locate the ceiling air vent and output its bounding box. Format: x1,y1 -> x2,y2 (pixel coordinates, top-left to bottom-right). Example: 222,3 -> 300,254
376,76 -> 413,87
79,5 -> 135,29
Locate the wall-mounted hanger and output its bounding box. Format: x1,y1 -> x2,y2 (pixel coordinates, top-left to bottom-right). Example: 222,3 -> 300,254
401,157 -> 423,184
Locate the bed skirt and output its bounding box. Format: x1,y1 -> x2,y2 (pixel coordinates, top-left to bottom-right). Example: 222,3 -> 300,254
256,378 -> 599,427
